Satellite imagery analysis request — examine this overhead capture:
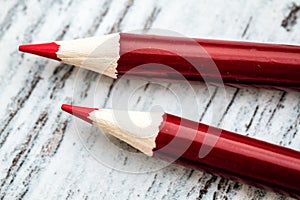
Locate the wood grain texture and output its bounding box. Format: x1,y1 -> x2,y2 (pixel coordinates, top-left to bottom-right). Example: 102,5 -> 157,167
0,0 -> 300,199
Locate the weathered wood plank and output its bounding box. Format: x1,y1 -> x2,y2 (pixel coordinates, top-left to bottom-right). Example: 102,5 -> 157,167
0,0 -> 300,199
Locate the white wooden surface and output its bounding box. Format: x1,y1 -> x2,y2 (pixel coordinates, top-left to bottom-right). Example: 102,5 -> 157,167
1,0 -> 300,199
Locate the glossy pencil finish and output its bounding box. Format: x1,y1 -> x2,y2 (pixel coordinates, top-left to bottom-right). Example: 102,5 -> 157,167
119,33 -> 300,90
154,113 -> 300,198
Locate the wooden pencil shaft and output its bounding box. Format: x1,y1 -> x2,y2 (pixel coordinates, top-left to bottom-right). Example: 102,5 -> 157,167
155,113 -> 300,198
118,33 -> 300,90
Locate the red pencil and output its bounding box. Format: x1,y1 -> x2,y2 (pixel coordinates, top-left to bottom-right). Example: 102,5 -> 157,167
19,33 -> 300,91
61,104 -> 300,198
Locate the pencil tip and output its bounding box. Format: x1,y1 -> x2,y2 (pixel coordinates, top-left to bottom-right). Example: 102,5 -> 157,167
61,104 -> 98,124
19,42 -> 61,61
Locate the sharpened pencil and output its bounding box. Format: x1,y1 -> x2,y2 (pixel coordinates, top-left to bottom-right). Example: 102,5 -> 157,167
61,104 -> 300,198
19,33 -> 300,91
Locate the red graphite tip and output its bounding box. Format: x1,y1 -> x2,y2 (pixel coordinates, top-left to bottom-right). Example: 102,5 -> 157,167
61,104 -> 98,124
19,42 -> 61,61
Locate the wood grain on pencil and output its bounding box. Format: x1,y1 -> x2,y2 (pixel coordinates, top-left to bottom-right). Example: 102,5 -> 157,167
61,104 -> 300,198
19,33 -> 300,90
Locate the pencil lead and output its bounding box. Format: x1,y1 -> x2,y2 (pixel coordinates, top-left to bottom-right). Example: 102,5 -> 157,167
61,104 -> 98,124
19,42 -> 61,61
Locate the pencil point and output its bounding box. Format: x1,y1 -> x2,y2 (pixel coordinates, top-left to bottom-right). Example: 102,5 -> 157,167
61,104 -> 98,124
19,42 -> 61,61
